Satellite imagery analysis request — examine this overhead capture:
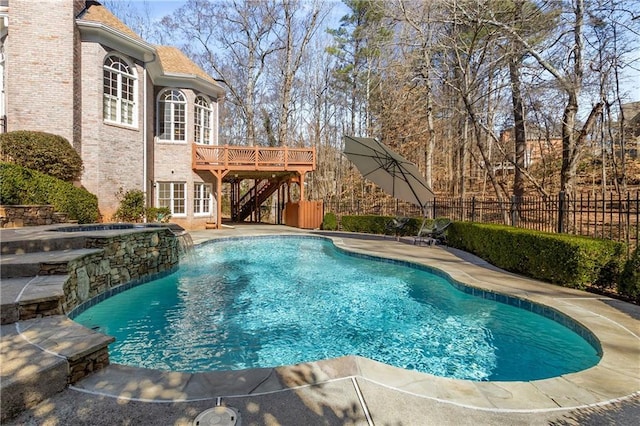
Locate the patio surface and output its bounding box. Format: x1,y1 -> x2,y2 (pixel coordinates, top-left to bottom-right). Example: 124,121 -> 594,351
5,224 -> 640,425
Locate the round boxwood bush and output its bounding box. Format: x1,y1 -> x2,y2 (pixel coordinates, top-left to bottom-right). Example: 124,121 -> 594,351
322,212 -> 338,230
112,188 -> 146,222
0,130 -> 83,181
619,247 -> 640,303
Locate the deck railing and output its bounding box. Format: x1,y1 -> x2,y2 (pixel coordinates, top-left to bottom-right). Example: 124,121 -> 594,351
193,144 -> 315,171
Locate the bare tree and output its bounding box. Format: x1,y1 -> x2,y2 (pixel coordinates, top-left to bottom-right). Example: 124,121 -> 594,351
161,0 -> 281,146
107,0 -> 639,205
102,0 -> 170,44
272,0 -> 328,146
479,0 -> 605,196
388,0 -> 439,187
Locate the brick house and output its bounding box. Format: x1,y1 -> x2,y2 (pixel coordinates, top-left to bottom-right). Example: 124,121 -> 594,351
0,0 -> 227,229
497,128 -> 563,173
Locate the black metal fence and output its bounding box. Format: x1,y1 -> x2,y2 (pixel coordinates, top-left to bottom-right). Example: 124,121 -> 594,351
324,191 -> 639,250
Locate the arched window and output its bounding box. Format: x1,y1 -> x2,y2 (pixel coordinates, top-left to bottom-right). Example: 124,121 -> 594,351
103,55 -> 136,125
194,95 -> 214,145
157,89 -> 186,142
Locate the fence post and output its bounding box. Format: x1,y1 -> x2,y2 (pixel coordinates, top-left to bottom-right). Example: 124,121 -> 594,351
471,196 -> 476,222
557,191 -> 566,234
626,192 -> 631,252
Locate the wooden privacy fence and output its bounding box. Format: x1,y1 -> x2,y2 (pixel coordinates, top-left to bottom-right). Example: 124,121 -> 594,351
324,191 -> 639,250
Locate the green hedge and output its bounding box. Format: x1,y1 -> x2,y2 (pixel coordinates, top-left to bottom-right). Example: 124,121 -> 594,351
619,247 -> 640,303
0,163 -> 99,223
446,222 -> 626,289
322,212 -> 338,230
0,131 -> 83,182
340,215 -> 423,236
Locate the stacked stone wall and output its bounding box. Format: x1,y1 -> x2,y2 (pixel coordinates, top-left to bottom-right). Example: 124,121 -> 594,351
63,229 -> 179,313
69,346 -> 110,384
0,205 -> 70,228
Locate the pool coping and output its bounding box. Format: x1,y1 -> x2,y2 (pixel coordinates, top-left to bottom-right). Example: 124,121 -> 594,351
68,228 -> 640,413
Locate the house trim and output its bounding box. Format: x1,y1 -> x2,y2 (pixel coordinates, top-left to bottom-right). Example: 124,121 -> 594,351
76,20 -> 155,63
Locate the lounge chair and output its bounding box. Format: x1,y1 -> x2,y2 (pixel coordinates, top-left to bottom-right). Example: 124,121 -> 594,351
414,218 -> 451,246
386,217 -> 410,241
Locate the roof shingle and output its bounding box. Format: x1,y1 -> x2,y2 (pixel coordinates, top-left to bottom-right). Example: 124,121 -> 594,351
155,45 -> 218,86
81,3 -> 143,41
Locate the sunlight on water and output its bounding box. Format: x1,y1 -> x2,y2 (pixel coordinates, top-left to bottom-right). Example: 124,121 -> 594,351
74,237 -> 600,381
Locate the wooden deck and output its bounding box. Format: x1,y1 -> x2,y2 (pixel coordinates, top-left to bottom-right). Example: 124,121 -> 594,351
192,145 -> 315,174
192,144 -> 317,229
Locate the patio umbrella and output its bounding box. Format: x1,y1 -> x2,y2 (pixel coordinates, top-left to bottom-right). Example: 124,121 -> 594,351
343,136 -> 434,213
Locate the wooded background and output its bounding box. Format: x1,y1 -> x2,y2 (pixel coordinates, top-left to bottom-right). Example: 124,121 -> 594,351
108,0 -> 640,207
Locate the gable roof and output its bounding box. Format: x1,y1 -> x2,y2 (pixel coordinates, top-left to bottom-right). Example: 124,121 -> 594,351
155,45 -> 218,86
622,102 -> 640,122
76,1 -> 224,98
80,3 -> 143,42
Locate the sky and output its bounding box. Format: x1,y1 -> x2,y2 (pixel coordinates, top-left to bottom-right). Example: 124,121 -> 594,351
115,0 -> 639,103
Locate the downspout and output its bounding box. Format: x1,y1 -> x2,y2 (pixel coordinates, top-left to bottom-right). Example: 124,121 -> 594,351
143,68 -> 148,222
215,97 -> 219,146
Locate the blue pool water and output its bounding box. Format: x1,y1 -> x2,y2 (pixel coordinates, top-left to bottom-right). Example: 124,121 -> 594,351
73,236 -> 600,381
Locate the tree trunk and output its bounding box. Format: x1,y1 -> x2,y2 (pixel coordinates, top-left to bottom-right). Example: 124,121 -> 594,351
510,56 -> 526,198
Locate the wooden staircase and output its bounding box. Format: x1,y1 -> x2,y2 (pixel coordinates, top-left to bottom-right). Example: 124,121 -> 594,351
233,179 -> 282,222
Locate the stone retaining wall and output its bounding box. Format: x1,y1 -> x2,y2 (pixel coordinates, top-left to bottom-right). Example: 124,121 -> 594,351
0,205 -> 70,228
62,228 -> 179,313
69,346 -> 110,384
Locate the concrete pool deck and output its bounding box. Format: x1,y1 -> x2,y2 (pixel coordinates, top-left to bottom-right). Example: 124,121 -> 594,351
4,224 -> 640,425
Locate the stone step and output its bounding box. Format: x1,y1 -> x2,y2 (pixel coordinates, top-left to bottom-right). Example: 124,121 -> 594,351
0,323 -> 68,422
0,248 -> 103,279
1,275 -> 68,324
1,234 -> 87,255
0,317 -> 115,423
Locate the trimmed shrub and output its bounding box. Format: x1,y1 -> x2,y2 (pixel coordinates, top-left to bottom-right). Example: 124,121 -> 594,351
322,212 -> 338,231
340,215 -> 422,236
113,188 -> 172,223
112,188 -> 145,222
0,163 -> 99,223
446,222 -> 626,289
619,247 -> 640,303
146,207 -> 172,223
341,215 -> 391,234
0,131 -> 83,182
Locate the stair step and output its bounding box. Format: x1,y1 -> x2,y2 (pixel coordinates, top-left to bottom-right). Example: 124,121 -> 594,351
1,317 -> 114,422
17,315 -> 115,364
0,248 -> 103,278
1,235 -> 87,255
0,323 -> 68,422
237,179 -> 281,222
1,275 -> 68,324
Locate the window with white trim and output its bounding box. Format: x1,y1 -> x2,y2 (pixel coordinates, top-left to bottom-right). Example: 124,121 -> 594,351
193,183 -> 212,215
157,182 -> 186,216
194,95 -> 214,145
157,89 -> 186,142
103,55 -> 136,126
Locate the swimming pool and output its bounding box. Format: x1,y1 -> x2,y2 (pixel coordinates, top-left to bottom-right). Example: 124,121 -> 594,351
72,236 -> 600,381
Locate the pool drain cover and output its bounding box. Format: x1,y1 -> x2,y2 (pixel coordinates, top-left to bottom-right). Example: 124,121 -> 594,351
193,406 -> 240,426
